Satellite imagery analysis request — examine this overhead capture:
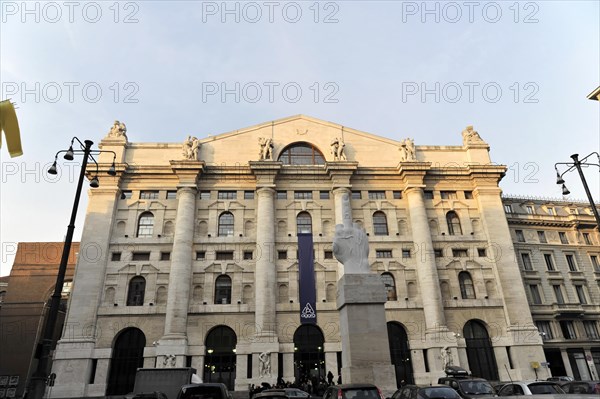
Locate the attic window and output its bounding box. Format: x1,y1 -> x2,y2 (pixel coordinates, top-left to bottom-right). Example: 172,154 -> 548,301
278,143 -> 325,165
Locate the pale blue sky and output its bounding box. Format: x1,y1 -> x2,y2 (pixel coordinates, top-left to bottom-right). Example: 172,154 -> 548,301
1,0 -> 599,275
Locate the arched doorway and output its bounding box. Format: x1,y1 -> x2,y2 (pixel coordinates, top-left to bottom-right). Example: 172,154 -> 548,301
464,320 -> 499,381
387,322 -> 414,386
106,328 -> 146,395
204,326 -> 237,390
293,325 -> 325,385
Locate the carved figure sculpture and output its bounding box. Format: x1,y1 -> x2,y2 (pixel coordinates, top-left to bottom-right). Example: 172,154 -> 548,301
258,137 -> 274,160
108,120 -> 127,138
399,138 -> 416,162
163,354 -> 176,367
333,193 -> 370,274
183,136 -> 201,160
330,137 -> 347,161
440,346 -> 453,368
258,351 -> 271,377
461,125 -> 484,145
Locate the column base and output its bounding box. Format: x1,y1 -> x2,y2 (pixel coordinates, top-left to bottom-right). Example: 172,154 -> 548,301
341,364 -> 396,395
48,340 -> 96,398
156,335 -> 189,368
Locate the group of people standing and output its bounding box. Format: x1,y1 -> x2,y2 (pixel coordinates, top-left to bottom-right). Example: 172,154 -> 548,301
249,371 -> 342,398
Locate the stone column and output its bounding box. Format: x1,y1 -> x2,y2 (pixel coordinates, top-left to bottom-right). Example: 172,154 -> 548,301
158,161 -> 204,363
255,187 -> 276,336
404,186 -> 446,332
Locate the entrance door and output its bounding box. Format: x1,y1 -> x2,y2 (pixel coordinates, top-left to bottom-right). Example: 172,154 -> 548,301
464,320 -> 499,381
106,328 -> 146,395
204,326 -> 237,390
387,322 -> 414,386
293,325 -> 325,385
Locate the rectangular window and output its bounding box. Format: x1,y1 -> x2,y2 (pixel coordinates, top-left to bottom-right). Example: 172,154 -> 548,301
276,191 -> 287,200
368,191 -> 386,200
591,255 -> 600,271
464,191 -> 474,199
243,251 -> 253,260
89,359 -> 97,384
547,207 -> 555,215
132,252 -> 150,261
544,254 -> 555,271
516,230 -> 525,242
320,191 -> 330,200
140,190 -> 159,200
521,253 -> 533,271
559,320 -> 576,339
121,190 -> 132,199
553,285 -> 565,304
278,250 -> 287,260
526,205 -> 534,214
216,251 -> 234,260
584,233 -> 592,245
218,191 -> 237,200
440,191 -> 457,200
529,285 -> 542,304
166,191 -> 177,199
199,191 -> 211,200
536,321 -> 553,340
537,231 -> 547,243
566,254 -> 578,271
324,250 -> 333,259
584,321 -> 600,339
559,232 -> 569,244
424,191 -> 434,199
575,285 -> 587,304
402,249 -> 411,258
247,354 -> 252,379
477,248 -> 486,257
244,191 -> 255,200
111,252 -> 122,261
294,191 -> 313,200
351,191 -> 362,200
452,249 -> 468,258
393,191 -> 402,199
160,252 -> 171,261
434,249 -> 443,258
504,204 -> 513,213
196,251 -> 206,260
376,250 -> 393,258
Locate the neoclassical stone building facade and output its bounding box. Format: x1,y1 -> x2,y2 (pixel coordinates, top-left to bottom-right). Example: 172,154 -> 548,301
50,116 -> 547,397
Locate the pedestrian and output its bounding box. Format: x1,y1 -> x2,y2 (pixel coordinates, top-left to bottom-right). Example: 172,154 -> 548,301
327,371 -> 334,386
337,374 -> 342,385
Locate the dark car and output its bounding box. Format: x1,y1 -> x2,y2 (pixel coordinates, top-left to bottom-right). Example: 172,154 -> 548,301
254,392 -> 291,399
177,383 -> 232,399
391,385 -> 462,399
131,392 -> 169,399
323,384 -> 385,399
263,389 -> 311,398
438,377 -> 495,398
561,381 -> 600,394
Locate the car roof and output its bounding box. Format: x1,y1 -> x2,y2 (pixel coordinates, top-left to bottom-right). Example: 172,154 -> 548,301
333,384 -> 379,389
254,393 -> 289,399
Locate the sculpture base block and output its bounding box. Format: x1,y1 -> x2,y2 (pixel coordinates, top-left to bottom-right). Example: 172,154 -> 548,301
337,274 -> 396,392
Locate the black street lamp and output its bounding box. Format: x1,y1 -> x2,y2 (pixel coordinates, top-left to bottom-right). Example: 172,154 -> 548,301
555,152 -> 600,229
27,137 -> 116,399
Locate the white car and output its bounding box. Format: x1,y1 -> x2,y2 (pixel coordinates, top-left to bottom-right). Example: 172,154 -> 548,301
497,381 -> 564,396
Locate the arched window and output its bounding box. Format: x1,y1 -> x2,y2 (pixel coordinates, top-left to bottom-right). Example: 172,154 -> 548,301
297,212 -> 312,234
446,211 -> 462,235
293,325 -> 326,381
106,328 -> 146,395
215,275 -> 232,304
137,212 -> 154,238
380,273 -> 397,301
464,320 -> 498,381
278,142 -> 325,165
204,326 -> 237,390
126,276 -> 146,306
459,271 -> 476,299
387,322 -> 414,386
373,211 -> 389,236
218,212 -> 234,237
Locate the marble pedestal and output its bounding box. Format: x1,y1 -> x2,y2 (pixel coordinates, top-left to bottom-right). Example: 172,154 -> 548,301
337,274 -> 396,392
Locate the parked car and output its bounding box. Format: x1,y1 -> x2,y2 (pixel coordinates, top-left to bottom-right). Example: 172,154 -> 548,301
546,376 -> 573,383
561,381 -> 600,394
131,392 -> 169,399
323,384 -> 385,399
438,377 -> 496,398
390,385 -> 462,399
264,388 -> 311,398
254,392 -> 291,399
496,381 -> 564,396
177,383 -> 233,399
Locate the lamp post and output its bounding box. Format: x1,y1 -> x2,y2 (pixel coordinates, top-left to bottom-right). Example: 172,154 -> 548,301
27,137 -> 116,399
555,152 -> 600,229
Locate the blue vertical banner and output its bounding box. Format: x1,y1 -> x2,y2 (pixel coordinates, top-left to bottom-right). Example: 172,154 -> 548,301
298,233 -> 317,324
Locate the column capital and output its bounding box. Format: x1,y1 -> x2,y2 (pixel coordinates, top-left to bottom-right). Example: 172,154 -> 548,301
250,161 -> 282,188
397,162 -> 431,187
326,161 -> 358,189
170,160 -> 205,187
